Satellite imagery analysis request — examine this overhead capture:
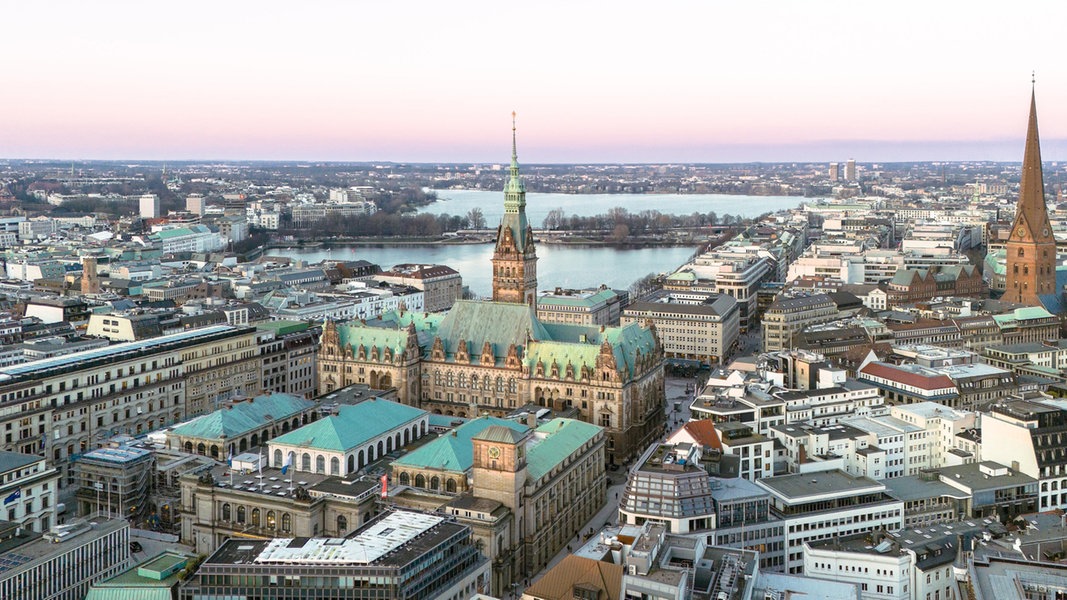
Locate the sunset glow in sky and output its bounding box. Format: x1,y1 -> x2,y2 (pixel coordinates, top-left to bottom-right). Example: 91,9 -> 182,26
4,1 -> 1067,162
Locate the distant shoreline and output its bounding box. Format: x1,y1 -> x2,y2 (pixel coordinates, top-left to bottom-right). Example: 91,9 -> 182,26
265,236 -> 699,251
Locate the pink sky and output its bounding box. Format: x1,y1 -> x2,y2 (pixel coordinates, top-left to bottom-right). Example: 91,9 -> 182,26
4,1 -> 1067,162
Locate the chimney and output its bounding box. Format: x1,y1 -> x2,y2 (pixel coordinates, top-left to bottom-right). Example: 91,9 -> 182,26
524,412 -> 537,429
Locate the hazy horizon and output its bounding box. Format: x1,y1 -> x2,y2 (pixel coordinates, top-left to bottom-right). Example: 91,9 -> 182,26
5,1 -> 1067,163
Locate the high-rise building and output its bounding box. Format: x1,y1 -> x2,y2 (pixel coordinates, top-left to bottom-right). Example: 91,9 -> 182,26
185,194 -> 205,216
828,162 -> 840,181
1005,86 -> 1056,306
492,113 -> 538,306
845,158 -> 856,181
139,194 -> 160,219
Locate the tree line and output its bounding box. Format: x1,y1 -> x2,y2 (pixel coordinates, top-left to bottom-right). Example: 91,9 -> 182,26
281,205 -> 758,238
279,207 -> 486,238
542,207 -> 749,233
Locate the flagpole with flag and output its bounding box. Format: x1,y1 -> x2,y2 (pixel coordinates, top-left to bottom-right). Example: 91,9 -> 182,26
228,447 -> 234,487
3,488 -> 21,505
283,451 -> 294,494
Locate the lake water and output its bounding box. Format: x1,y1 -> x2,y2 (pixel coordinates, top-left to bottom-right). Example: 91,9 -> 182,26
279,191 -> 813,297
422,189 -> 812,225
281,243 -> 699,298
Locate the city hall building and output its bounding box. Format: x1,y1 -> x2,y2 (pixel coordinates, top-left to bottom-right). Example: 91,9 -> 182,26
318,123 -> 665,465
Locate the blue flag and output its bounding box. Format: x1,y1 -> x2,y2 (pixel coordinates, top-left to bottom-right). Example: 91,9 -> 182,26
3,489 -> 20,505
281,452 -> 293,475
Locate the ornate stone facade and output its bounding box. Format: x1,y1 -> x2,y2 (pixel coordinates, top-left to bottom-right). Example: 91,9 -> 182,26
491,113 -> 538,306
318,302 -> 664,466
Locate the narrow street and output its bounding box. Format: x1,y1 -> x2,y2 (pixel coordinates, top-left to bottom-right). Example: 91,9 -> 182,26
521,374 -> 700,595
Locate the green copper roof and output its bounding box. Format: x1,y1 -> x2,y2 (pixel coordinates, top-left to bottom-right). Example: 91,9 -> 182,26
341,300 -> 657,380
84,552 -> 188,600
270,398 -> 426,452
533,321 -> 657,378
666,271 -> 697,282
499,115 -> 531,252
335,323 -> 409,358
171,393 -> 315,441
993,306 -> 1056,324
257,320 -> 310,336
392,415 -> 528,473
435,300 -> 549,358
527,418 -> 602,480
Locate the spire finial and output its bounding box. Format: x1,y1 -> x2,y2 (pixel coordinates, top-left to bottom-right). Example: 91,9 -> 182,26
1032,70 -> 1036,86
511,111 -> 518,164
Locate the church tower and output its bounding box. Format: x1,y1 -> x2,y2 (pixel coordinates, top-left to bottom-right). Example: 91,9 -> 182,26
492,113 -> 538,305
1006,83 -> 1056,305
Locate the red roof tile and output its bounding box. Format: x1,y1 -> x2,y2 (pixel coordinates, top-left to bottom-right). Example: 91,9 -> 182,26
859,362 -> 956,391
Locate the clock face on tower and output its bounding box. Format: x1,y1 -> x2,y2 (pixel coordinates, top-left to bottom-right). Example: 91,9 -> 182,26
1018,228 -> 1026,238
488,446 -> 501,460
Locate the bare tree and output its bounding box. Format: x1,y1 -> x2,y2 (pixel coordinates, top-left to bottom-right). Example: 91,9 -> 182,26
466,207 -> 486,229
542,207 -> 565,230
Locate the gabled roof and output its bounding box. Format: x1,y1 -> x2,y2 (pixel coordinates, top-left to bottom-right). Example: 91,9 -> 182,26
673,420 -> 723,451
270,398 -> 425,453
171,393 -> 316,441
392,416 -> 528,473
859,362 -> 956,392
524,555 -> 623,600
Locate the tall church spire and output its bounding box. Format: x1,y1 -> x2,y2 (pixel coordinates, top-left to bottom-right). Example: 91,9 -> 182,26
1016,80 -> 1052,242
1005,80 -> 1056,306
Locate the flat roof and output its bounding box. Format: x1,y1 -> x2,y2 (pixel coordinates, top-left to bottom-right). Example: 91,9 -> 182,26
938,462 -> 1036,492
78,446 -> 153,464
0,518 -> 128,574
883,475 -> 971,502
252,512 -> 445,566
0,325 -> 239,383
757,469 -> 885,502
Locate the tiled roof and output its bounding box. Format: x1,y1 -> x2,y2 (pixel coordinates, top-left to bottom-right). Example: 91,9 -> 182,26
171,393 -> 316,441
524,555 -> 623,600
676,420 -> 722,451
859,362 -> 956,391
270,399 -> 426,453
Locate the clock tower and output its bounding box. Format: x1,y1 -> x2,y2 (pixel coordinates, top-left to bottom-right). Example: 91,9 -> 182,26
472,423 -> 530,584
1006,83 -> 1056,306
471,425 -> 528,511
